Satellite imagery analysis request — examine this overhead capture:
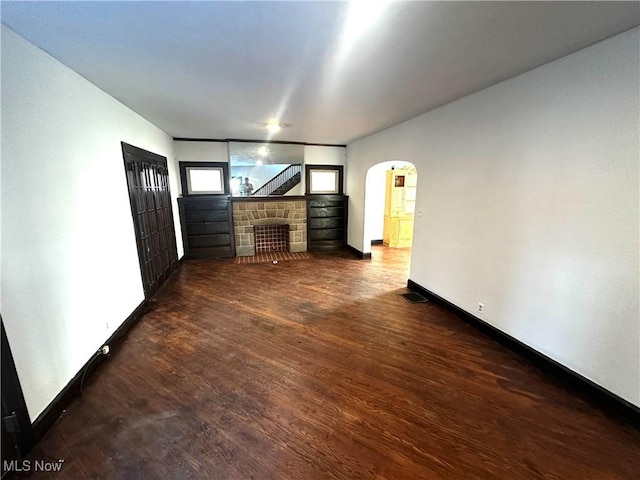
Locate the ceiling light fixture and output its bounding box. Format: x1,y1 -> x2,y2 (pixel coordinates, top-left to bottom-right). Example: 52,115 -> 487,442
266,120 -> 281,134
258,119 -> 290,134
257,146 -> 269,156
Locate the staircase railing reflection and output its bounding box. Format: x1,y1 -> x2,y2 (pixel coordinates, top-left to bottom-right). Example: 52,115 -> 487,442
252,164 -> 302,196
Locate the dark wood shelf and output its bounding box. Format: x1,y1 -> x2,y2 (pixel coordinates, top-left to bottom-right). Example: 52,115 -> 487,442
306,195 -> 348,251
178,195 -> 235,258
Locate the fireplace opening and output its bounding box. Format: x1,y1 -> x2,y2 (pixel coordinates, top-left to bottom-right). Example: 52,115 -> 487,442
254,224 -> 290,253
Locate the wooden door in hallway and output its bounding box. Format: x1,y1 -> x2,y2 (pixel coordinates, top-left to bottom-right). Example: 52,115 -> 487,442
1,320 -> 33,475
122,143 -> 178,298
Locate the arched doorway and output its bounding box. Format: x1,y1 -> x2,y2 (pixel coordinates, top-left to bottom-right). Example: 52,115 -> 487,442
364,161 -> 417,256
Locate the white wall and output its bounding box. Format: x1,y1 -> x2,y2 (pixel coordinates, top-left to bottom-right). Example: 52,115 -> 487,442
1,26 -> 181,420
346,28 -> 640,406
303,145 -> 346,165
174,140 -> 229,163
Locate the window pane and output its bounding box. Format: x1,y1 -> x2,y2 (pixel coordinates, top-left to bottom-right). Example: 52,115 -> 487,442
187,168 -> 223,193
310,170 -> 338,193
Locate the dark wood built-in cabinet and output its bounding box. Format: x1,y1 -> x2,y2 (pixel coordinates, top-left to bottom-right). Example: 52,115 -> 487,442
178,196 -> 235,258
306,195 -> 348,251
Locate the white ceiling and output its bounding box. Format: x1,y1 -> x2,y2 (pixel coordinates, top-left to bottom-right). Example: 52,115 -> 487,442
2,1 -> 638,145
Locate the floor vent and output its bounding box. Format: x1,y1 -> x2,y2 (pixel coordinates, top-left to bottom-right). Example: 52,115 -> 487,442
401,292 -> 429,303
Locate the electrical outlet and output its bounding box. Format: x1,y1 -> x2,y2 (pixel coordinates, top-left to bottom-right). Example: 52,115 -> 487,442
477,303 -> 485,314
105,322 -> 109,331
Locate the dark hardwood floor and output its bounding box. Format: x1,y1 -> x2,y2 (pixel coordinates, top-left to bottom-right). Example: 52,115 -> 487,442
25,246 -> 639,479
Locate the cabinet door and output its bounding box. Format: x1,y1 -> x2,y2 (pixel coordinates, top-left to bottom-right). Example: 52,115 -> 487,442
307,195 -> 348,251
179,196 -> 235,258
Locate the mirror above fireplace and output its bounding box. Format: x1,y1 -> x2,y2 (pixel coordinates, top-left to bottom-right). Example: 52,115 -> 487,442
228,142 -> 304,197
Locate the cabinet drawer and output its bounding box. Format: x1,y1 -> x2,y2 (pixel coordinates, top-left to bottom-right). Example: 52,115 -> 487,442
182,198 -> 230,211
309,217 -> 343,230
309,206 -> 344,218
186,221 -> 230,236
188,234 -> 231,248
308,239 -> 345,251
186,245 -> 234,259
310,228 -> 344,241
308,195 -> 345,207
185,209 -> 229,223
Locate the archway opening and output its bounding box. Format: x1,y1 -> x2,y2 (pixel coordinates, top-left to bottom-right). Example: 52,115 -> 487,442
364,161 -> 417,262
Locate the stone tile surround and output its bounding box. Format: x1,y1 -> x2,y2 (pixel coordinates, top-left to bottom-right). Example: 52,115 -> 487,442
232,199 -> 307,256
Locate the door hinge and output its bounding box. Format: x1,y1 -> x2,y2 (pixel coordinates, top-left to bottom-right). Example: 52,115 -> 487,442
3,411 -> 20,434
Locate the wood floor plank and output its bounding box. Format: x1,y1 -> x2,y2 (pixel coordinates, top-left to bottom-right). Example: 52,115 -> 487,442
24,246 -> 639,479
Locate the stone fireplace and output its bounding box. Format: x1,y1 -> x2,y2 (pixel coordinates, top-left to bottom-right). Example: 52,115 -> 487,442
232,199 -> 307,256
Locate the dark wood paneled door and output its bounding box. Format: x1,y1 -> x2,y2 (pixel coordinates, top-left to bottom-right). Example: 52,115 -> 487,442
1,320 -> 34,476
122,143 -> 178,298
